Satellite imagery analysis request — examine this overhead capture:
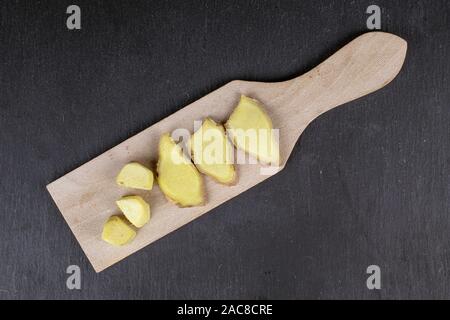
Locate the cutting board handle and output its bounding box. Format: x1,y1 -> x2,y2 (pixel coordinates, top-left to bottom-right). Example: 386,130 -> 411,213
283,32 -> 407,124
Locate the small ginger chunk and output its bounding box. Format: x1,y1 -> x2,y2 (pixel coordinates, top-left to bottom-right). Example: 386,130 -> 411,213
116,162 -> 154,190
116,195 -> 150,228
101,215 -> 136,246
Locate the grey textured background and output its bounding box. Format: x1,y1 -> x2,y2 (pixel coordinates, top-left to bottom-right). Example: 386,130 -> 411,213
0,0 -> 449,299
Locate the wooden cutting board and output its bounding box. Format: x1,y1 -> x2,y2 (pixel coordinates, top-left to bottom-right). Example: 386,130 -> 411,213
47,32 -> 407,272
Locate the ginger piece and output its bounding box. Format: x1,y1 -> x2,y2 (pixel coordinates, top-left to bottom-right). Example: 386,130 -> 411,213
116,195 -> 150,228
157,133 -> 204,207
101,215 -> 136,246
190,118 -> 236,185
116,162 -> 154,191
225,95 -> 279,165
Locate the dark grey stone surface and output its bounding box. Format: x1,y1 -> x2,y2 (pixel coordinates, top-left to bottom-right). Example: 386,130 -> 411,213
0,0 -> 449,299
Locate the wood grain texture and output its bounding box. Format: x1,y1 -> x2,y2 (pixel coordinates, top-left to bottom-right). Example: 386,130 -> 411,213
1,0 -> 450,299
47,32 -> 407,272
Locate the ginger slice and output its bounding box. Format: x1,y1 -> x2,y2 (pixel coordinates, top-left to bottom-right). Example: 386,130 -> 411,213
190,118 -> 236,185
225,95 -> 279,165
157,133 -> 204,207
